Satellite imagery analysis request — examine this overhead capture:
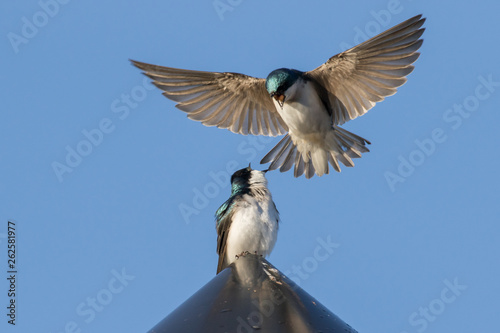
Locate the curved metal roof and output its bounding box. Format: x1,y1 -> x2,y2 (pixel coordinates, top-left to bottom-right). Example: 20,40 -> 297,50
148,254 -> 358,333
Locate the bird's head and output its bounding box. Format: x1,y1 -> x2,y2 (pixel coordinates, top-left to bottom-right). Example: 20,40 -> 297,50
230,165 -> 268,194
265,68 -> 300,109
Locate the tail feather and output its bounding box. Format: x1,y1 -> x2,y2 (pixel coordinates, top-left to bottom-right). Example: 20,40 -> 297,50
335,126 -> 371,151
281,144 -> 296,172
305,158 -> 315,179
261,135 -> 290,165
335,133 -> 363,158
270,137 -> 294,171
294,150 -> 305,178
260,127 -> 370,178
334,149 -> 355,168
310,149 -> 329,176
328,153 -> 341,172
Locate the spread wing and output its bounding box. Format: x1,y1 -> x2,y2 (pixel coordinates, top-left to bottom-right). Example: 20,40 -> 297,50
307,14 -> 425,125
131,60 -> 288,136
215,197 -> 236,274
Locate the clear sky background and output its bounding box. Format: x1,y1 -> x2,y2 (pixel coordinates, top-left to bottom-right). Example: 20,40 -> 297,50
1,1 -> 499,332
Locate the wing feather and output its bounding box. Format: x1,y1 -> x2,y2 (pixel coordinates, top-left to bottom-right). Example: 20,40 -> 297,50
215,199 -> 235,274
307,15 -> 425,125
131,60 -> 288,136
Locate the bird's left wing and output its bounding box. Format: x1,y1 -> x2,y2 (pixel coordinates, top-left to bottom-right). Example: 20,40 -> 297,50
131,60 -> 288,136
306,14 -> 425,126
215,197 -> 236,274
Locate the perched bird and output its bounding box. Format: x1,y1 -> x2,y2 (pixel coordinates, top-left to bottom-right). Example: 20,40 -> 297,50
132,15 -> 425,178
214,166 -> 279,274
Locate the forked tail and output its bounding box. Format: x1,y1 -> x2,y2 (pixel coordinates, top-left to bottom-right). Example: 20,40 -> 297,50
260,126 -> 370,179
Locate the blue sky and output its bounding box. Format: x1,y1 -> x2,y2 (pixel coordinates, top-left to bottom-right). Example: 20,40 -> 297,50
1,1 -> 499,332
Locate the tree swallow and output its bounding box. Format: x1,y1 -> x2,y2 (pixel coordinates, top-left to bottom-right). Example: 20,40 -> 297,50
214,166 -> 279,274
132,15 -> 425,178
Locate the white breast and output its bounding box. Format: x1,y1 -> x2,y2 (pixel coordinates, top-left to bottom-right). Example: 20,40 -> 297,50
273,79 -> 332,137
225,193 -> 279,264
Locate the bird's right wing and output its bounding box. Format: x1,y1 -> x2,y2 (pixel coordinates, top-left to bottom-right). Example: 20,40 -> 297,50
307,14 -> 425,125
131,60 -> 288,136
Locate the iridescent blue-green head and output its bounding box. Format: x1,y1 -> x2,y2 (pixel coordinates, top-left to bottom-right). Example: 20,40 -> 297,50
230,166 -> 253,194
230,165 -> 269,195
215,166 -> 269,224
265,68 -> 300,108
215,167 -> 253,222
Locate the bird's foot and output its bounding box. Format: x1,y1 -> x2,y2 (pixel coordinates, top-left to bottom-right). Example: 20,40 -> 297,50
235,251 -> 251,259
254,250 -> 263,258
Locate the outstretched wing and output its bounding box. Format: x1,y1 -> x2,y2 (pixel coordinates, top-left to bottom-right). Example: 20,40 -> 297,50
131,60 -> 288,136
307,14 -> 425,125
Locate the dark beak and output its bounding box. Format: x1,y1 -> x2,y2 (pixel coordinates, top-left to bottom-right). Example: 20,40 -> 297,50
272,93 -> 285,109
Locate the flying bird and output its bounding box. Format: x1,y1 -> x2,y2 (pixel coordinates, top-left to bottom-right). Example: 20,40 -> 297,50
132,15 -> 425,178
214,166 -> 279,274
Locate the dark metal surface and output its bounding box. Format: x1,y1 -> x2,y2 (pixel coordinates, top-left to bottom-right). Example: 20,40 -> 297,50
148,254 -> 358,333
